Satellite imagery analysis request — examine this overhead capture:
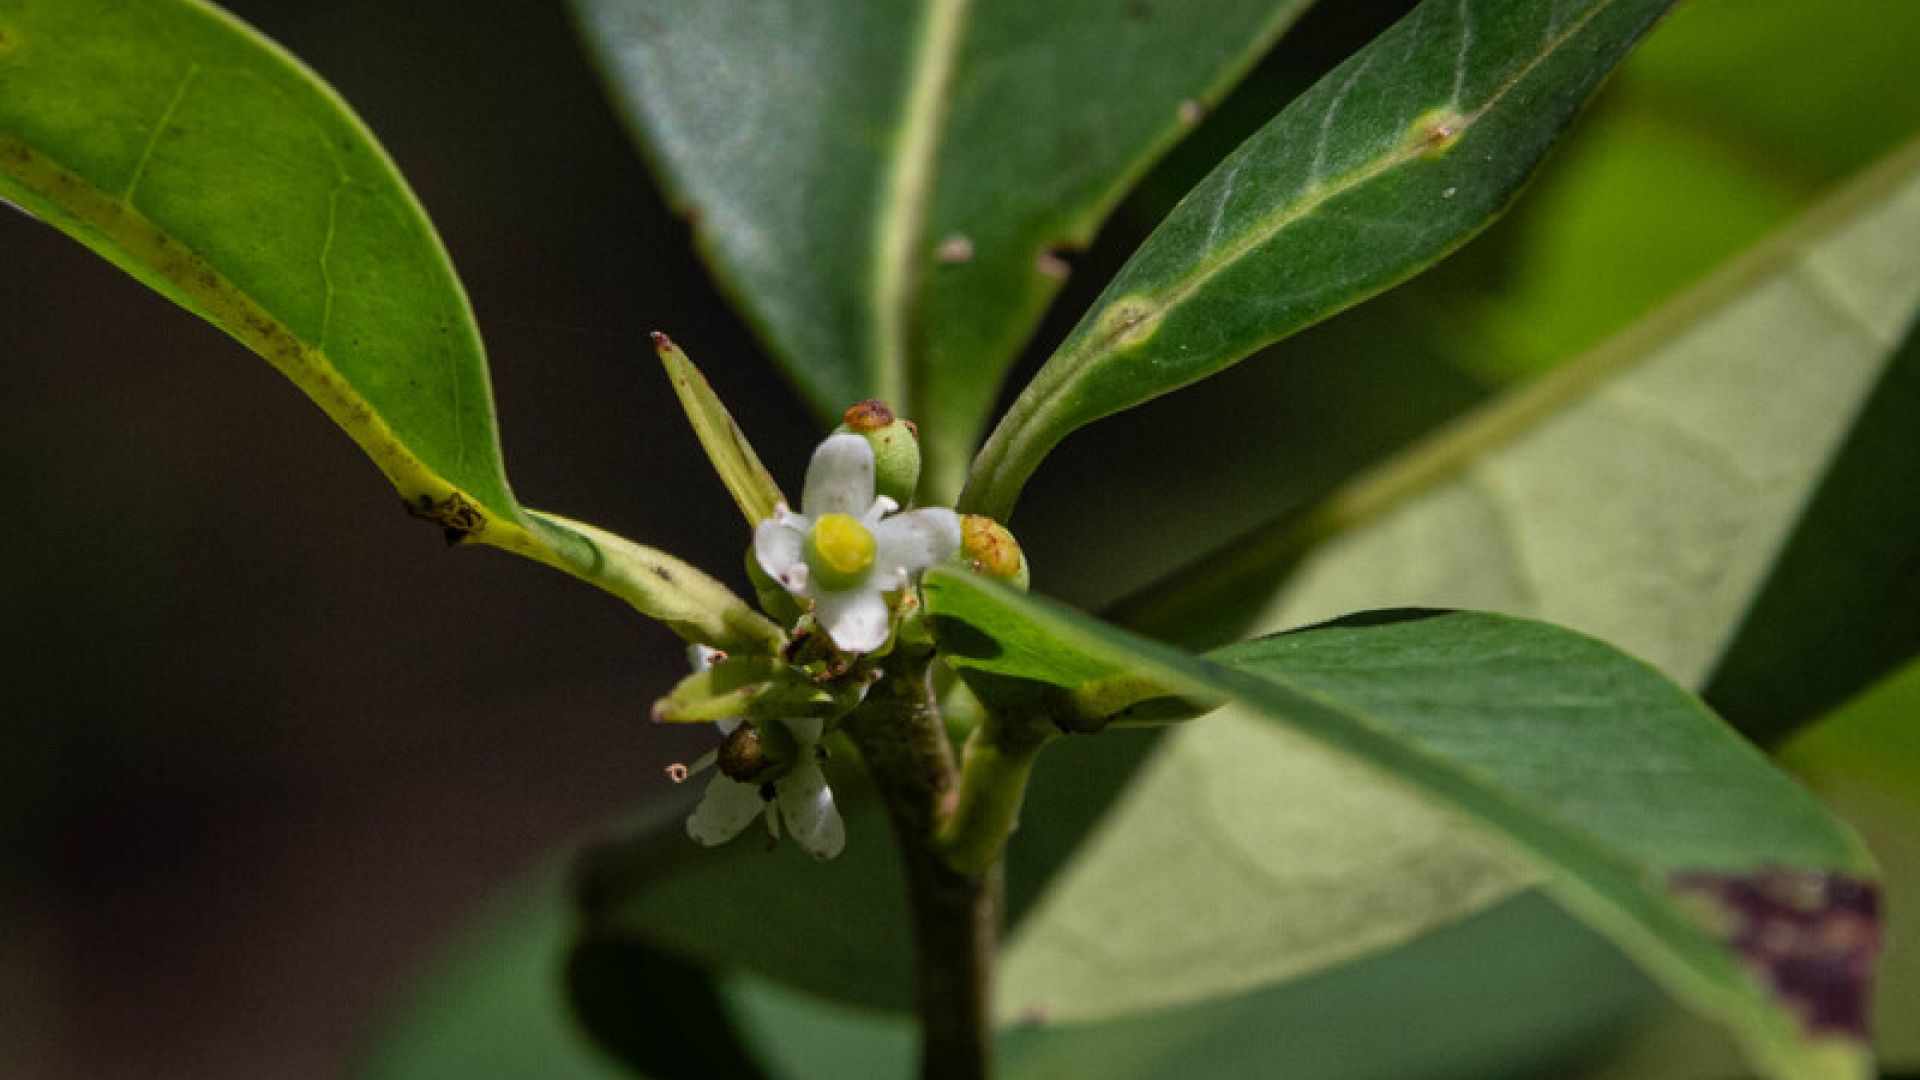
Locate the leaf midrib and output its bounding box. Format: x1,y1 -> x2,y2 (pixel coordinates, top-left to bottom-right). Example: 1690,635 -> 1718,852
871,0 -> 975,417
1080,0 -> 1621,372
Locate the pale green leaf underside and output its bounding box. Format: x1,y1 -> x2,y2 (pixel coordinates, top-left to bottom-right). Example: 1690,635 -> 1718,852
1012,137 -> 1920,1059
0,0 -> 782,653
963,0 -> 1678,519
924,571 -> 1872,1080
567,0 -> 1315,494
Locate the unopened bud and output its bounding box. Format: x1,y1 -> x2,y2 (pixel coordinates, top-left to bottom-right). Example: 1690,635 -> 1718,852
837,399 -> 921,505
718,724 -> 769,782
958,514 -> 1028,590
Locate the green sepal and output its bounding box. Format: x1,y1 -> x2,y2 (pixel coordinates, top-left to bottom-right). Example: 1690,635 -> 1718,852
655,332 -> 787,526
651,653 -> 854,725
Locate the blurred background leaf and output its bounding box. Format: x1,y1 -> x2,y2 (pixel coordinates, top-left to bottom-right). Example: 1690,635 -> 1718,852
566,0 -> 1319,495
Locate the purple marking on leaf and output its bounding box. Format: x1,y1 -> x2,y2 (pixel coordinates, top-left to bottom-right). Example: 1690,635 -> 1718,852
1669,868 -> 1882,1040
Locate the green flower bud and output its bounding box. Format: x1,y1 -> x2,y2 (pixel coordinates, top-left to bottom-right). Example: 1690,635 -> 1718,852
956,514 -> 1029,590
836,399 -> 921,506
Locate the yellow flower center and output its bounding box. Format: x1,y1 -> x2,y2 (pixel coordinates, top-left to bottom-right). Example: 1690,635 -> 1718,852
805,513 -> 876,590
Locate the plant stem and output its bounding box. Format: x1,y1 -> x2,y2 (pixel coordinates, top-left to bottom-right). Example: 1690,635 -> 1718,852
842,650 -> 1000,1080
938,710 -> 1056,874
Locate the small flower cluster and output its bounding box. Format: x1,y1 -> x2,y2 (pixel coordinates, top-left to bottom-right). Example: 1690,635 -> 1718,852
669,409 -> 965,858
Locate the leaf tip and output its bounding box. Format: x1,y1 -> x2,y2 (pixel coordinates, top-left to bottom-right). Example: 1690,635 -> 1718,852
1670,868 -> 1883,1041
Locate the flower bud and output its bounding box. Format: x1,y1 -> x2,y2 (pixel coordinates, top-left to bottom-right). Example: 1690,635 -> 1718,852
718,724 -> 768,782
957,514 -> 1029,590
836,399 -> 921,505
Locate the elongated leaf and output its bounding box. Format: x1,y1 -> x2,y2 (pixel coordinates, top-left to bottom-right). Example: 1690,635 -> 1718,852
923,570 -> 1878,1080
998,139 -> 1920,1073
1125,137 -> 1920,715
962,0 -> 1678,519
0,0 -> 516,523
568,0 -> 1317,493
0,0 -> 783,652
1702,315 -> 1920,746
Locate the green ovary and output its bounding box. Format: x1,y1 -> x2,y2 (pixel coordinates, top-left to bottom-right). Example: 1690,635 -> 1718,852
805,513 -> 876,590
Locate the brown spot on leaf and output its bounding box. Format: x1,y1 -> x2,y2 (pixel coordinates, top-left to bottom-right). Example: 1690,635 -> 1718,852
406,491 -> 487,546
1177,98 -> 1206,126
1035,248 -> 1071,282
1670,868 -> 1882,1039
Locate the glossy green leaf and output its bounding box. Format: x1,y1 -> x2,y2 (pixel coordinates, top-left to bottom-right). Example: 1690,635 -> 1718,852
924,569 -> 1877,1079
567,0 -> 1317,494
654,333 -> 786,527
962,0 -> 1678,519
0,0 -> 515,523
0,0 -> 784,652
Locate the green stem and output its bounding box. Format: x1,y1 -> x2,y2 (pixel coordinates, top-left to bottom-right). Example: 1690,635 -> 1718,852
842,649 -> 1000,1080
938,709 -> 1056,874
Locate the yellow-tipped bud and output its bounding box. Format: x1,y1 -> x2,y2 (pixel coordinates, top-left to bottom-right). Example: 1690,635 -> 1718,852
958,514 -> 1029,590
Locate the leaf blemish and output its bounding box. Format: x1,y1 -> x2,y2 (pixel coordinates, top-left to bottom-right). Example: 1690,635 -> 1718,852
1404,105 -> 1468,159
1096,295 -> 1160,350
406,491 -> 487,547
1670,868 -> 1882,1039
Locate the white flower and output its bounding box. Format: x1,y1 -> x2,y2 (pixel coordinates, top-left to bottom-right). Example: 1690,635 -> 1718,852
671,646 -> 845,859
754,432 -> 960,653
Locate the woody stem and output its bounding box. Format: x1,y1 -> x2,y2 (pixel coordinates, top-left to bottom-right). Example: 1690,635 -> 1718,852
841,647 -> 999,1080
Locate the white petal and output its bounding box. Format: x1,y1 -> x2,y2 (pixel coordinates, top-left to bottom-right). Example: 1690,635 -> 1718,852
686,775 -> 767,846
861,496 -> 899,527
754,517 -> 810,592
687,644 -> 721,672
802,433 -> 876,518
814,588 -> 891,653
776,761 -> 845,859
715,717 -> 742,736
873,508 -> 961,576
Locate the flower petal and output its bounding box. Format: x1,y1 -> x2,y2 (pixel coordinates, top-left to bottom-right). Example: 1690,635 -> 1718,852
874,508 -> 961,577
776,760 -> 845,860
754,517 -> 810,592
802,433 -> 876,518
814,587 -> 891,653
686,774 -> 767,847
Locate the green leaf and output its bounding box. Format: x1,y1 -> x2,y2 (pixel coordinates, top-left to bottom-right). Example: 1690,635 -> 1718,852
999,892 -> 1655,1080
923,569 -> 1878,1079
352,863 -> 651,1080
0,0 -> 784,652
1702,314 -> 1920,747
654,333 -> 786,527
573,774 -> 918,1013
567,0 -> 1318,494
1120,136 -> 1920,698
0,0 -> 514,524
985,136 -> 1920,1080
961,0 -> 1679,520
